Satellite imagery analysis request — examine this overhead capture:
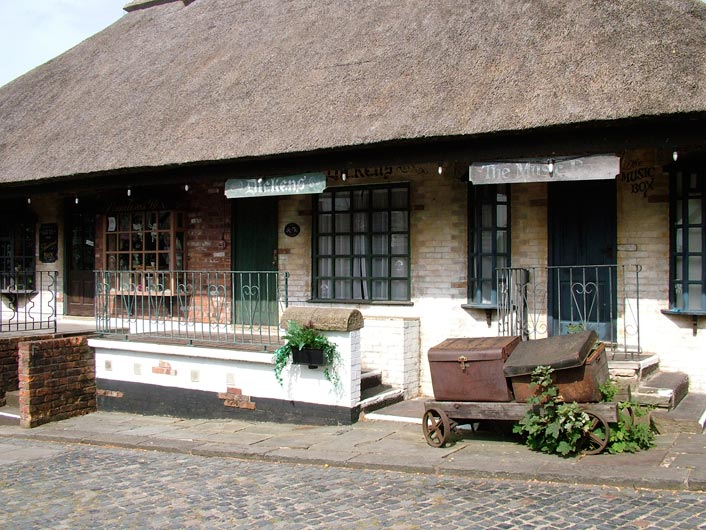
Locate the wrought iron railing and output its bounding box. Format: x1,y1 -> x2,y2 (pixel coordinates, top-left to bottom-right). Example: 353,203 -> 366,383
95,270 -> 289,347
497,264 -> 641,358
0,271 -> 58,333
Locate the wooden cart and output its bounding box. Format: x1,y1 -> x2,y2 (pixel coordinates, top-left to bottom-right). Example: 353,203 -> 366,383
422,400 -> 618,454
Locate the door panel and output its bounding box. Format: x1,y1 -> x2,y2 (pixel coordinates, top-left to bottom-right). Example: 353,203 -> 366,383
232,197 -> 279,327
548,180 -> 616,340
66,211 -> 96,316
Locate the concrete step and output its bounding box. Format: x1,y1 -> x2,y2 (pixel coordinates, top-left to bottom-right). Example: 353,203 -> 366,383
632,371 -> 689,409
4,390 -> 19,408
359,387 -> 404,414
361,370 -> 383,393
651,392 -> 706,434
0,404 -> 20,426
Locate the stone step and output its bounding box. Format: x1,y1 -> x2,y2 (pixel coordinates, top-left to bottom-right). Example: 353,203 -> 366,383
632,371 -> 689,409
0,405 -> 20,426
4,390 -> 19,408
360,370 -> 383,393
359,387 -> 404,414
651,392 -> 706,434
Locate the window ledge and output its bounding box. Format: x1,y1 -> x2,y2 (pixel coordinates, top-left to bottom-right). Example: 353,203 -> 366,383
661,309 -> 705,336
462,303 -> 498,311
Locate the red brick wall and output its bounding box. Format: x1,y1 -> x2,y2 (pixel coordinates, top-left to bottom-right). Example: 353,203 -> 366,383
18,336 -> 96,428
0,337 -> 21,392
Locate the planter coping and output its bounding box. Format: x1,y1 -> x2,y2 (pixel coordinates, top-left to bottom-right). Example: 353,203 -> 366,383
280,306 -> 364,332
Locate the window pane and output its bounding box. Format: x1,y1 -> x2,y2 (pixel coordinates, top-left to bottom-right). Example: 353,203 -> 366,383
481,204 -> 493,227
689,257 -> 702,280
689,228 -> 701,253
334,279 -> 352,299
688,199 -> 701,224
688,284 -> 702,311
675,200 -> 683,225
353,190 -> 369,209
497,204 -> 508,228
318,258 -> 332,276
118,214 -> 130,232
391,211 -> 408,231
334,192 -> 351,211
335,236 -> 350,255
391,280 -> 408,300
391,234 -> 407,254
372,257 -> 388,276
481,256 -> 493,276
318,194 -> 332,212
353,258 -> 367,277
335,258 -> 351,276
318,279 -> 332,299
481,281 -> 492,304
497,230 -> 507,253
481,231 -> 493,253
319,214 -> 333,233
158,211 -> 170,229
372,235 -> 388,254
372,189 -> 388,209
372,280 -> 388,300
335,213 -> 351,232
353,235 -> 367,254
391,188 -> 407,209
392,258 -> 407,277
318,236 -> 332,254
353,213 -> 367,232
676,228 -> 683,253
372,212 -> 388,231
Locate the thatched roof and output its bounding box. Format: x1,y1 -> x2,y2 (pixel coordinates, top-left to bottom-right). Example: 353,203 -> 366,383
1,0 -> 705,185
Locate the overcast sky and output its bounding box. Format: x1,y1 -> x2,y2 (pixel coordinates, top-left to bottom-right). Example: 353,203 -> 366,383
0,0 -> 126,88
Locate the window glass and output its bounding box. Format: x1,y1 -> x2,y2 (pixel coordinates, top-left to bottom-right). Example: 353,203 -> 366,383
670,170 -> 705,311
468,184 -> 510,306
313,184 -> 409,302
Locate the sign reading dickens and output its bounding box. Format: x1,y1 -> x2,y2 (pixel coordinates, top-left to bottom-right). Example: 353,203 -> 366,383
469,155 -> 620,185
225,173 -> 327,199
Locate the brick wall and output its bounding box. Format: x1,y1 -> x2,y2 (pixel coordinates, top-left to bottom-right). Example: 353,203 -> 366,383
0,337 -> 21,392
186,181 -> 232,272
18,335 -> 96,428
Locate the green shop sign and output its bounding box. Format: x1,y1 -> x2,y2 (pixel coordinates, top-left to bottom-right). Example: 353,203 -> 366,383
225,173 -> 327,198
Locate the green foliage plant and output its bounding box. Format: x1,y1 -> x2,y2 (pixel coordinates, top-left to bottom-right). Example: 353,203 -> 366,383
598,378 -> 655,454
273,320 -> 341,389
513,365 -> 594,457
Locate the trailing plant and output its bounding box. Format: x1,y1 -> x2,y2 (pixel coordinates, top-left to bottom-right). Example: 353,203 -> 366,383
273,320 -> 341,388
513,365 -> 594,457
598,377 -> 655,453
605,401 -> 655,454
599,378 -> 619,402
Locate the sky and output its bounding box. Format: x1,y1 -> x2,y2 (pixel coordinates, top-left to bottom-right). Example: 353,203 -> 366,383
0,0 -> 126,88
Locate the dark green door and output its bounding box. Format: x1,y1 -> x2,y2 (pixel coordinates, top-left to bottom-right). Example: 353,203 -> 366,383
548,180 -> 617,340
232,197 -> 279,328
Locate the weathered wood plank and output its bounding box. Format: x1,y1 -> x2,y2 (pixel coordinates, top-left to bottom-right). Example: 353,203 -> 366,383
424,400 -> 619,423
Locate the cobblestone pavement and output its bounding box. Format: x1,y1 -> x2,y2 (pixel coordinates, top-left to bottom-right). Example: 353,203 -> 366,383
1,438 -> 705,530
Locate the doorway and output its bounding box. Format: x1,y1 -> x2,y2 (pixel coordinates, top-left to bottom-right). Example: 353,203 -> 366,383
548,180 -> 617,340
66,209 -> 96,316
232,197 -> 279,327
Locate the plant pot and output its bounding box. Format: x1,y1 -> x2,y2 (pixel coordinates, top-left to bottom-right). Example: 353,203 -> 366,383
292,347 -> 325,368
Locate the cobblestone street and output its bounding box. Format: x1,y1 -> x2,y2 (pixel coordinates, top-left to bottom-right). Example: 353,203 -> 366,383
0,438 -> 705,529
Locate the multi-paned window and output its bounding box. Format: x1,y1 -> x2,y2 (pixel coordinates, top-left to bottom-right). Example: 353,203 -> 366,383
313,184 -> 410,302
670,169 -> 705,312
105,210 -> 185,272
0,222 -> 36,290
468,184 -> 509,306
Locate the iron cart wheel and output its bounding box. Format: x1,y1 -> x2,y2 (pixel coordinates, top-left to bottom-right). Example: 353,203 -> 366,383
422,408 -> 451,448
581,411 -> 611,455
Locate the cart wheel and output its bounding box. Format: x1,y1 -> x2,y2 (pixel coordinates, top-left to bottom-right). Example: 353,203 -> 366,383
422,408 -> 451,448
581,411 -> 610,455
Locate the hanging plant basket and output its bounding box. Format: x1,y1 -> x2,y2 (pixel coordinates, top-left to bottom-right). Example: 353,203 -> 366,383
292,347 -> 325,368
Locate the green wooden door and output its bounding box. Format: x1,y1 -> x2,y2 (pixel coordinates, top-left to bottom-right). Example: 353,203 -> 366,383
232,197 -> 279,328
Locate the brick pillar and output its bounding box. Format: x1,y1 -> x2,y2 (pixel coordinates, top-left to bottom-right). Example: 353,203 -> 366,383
18,336 -> 96,428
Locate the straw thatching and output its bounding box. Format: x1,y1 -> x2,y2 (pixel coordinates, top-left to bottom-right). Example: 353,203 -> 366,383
0,0 -> 704,185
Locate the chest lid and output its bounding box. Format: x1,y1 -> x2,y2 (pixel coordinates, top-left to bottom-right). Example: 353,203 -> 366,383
429,336 -> 521,362
503,330 -> 598,377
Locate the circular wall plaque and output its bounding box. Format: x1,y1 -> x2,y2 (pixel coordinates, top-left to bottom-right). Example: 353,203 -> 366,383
284,222 -> 301,237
